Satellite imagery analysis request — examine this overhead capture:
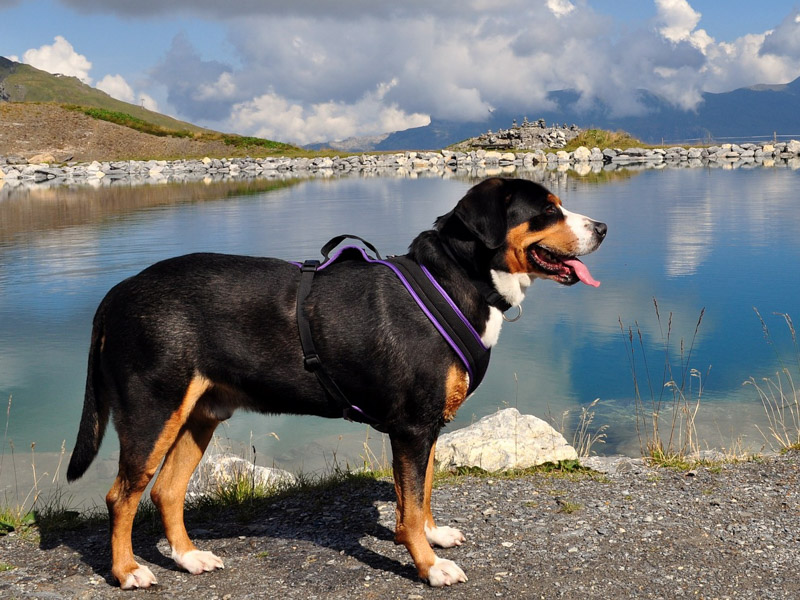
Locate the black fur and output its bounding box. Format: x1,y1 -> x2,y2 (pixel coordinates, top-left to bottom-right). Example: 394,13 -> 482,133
65,177 -> 606,588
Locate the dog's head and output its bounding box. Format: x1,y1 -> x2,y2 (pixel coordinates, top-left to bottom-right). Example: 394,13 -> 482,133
444,177 -> 607,290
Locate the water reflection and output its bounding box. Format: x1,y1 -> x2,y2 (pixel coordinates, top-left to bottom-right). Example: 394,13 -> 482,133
1,165 -> 799,506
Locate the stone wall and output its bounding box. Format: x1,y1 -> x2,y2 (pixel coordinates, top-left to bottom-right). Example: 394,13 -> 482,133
2,139 -> 800,191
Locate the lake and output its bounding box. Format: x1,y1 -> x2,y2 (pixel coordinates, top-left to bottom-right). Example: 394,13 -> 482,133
1,165 -> 799,504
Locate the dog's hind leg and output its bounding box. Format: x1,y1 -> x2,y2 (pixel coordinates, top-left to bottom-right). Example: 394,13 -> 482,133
106,374 -> 211,589
391,433 -> 467,587
150,411 -> 222,575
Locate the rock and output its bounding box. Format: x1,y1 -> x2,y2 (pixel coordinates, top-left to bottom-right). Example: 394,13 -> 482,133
580,455 -> 650,475
187,454 -> 296,498
572,146 -> 591,162
786,139 -> 800,155
29,153 -> 55,164
435,407 -> 577,472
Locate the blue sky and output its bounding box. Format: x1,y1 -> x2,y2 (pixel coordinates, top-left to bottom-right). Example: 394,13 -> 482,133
2,0 -> 799,144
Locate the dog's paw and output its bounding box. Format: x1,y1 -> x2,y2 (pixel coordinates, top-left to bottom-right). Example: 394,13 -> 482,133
425,525 -> 466,548
426,558 -> 468,587
173,549 -> 225,575
118,564 -> 158,589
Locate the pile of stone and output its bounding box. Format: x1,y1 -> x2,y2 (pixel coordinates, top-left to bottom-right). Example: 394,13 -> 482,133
1,139 -> 799,190
457,117 -> 583,151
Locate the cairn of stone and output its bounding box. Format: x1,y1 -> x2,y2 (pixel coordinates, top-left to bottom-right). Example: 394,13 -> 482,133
458,117 -> 583,151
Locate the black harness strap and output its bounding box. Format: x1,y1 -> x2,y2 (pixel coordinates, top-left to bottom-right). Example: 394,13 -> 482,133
295,235 -> 495,432
387,256 -> 490,394
295,257 -> 388,432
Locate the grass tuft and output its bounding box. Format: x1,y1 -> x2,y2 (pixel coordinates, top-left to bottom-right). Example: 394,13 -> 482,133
746,309 -> 800,451
620,298 -> 709,465
560,129 -> 648,153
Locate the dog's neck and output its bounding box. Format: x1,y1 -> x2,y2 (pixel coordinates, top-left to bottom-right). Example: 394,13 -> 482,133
408,230 -> 525,348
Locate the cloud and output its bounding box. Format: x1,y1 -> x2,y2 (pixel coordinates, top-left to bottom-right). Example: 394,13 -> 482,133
761,9 -> 800,59
21,36 -> 92,83
149,33 -> 236,121
546,0 -> 575,18
46,1 -> 800,142
228,79 -> 429,145
96,74 -> 134,102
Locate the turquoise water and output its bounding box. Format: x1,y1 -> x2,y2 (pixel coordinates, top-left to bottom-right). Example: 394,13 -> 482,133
1,167 -> 799,485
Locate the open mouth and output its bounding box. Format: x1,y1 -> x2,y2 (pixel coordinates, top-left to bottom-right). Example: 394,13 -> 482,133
527,245 -> 600,287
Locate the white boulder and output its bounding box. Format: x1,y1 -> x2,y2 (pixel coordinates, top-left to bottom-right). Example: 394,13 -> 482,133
435,408 -> 577,472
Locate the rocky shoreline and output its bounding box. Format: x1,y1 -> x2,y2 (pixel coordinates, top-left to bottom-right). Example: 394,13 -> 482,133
1,139 -> 799,189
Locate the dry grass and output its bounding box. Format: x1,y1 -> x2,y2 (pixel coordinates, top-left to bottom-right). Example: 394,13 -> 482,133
620,299 -> 709,464
746,310 -> 800,451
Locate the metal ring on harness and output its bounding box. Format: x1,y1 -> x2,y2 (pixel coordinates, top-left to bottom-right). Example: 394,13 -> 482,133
502,305 -> 523,322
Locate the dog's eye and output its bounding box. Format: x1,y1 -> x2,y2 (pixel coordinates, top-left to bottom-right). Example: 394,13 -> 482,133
544,205 -> 558,216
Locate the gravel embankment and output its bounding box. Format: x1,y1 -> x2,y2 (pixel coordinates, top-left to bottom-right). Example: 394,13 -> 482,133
1,453 -> 799,599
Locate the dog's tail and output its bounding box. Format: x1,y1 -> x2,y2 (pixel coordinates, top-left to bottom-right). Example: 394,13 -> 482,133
66,311 -> 110,482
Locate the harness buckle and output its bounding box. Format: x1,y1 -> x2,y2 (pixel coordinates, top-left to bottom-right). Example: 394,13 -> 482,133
303,353 -> 322,371
301,259 -> 320,272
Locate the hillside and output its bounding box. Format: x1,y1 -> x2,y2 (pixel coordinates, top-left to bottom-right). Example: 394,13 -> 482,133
0,56 -> 209,135
0,57 -> 298,161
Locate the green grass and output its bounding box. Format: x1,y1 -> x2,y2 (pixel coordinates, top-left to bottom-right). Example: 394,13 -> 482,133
560,128 -> 648,152
62,104 -> 299,154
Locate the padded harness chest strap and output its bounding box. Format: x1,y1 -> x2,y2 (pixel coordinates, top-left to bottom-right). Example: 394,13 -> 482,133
294,236 -> 491,431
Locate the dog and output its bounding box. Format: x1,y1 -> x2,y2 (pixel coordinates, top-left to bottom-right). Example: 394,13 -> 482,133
66,177 -> 606,589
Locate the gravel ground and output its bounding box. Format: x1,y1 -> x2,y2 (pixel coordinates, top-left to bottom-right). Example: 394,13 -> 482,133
1,453 -> 799,599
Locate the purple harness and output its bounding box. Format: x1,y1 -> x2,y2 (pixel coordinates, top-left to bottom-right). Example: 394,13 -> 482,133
294,237 -> 491,431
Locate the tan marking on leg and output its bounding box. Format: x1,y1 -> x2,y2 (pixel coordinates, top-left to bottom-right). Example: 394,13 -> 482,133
443,365 -> 469,422
423,442 -> 466,549
107,476 -> 155,589
151,414 -> 219,562
423,442 -> 437,531
393,454 -> 438,580
107,374 -> 212,588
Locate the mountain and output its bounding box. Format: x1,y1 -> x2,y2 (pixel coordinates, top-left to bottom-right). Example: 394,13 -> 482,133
369,76 -> 800,151
0,56 -> 209,134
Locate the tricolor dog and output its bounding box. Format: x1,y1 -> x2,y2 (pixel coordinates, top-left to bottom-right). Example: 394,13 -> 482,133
67,177 -> 606,588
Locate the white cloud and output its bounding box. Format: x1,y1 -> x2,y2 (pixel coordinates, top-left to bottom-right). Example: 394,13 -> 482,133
546,0 -> 575,18
138,93 -> 159,112
94,74 -> 160,112
195,71 -> 238,101
229,80 -> 429,145
96,73 -> 134,102
22,36 -> 92,83
655,0 -> 702,43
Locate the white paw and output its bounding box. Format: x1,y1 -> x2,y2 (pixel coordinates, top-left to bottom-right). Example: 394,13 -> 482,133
425,524 -> 466,548
119,564 -> 157,589
426,557 -> 468,587
173,549 -> 225,575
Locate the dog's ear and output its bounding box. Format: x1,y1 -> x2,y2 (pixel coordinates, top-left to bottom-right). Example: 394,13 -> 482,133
453,178 -> 510,249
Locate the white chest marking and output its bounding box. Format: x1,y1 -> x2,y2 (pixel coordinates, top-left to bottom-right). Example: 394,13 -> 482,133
490,269 -> 531,307
481,306 -> 504,347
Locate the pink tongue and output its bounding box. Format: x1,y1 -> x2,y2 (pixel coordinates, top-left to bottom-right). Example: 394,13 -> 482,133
563,258 -> 600,288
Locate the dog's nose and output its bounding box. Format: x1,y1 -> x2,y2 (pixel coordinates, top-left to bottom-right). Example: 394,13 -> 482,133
594,221 -> 607,239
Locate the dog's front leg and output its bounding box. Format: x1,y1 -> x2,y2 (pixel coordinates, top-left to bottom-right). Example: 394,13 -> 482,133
391,433 -> 467,587
421,442 -> 466,549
